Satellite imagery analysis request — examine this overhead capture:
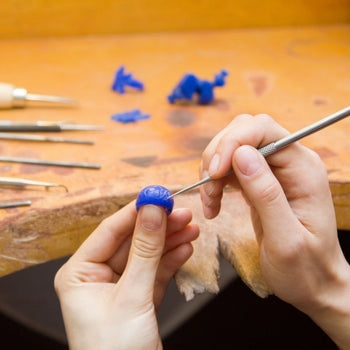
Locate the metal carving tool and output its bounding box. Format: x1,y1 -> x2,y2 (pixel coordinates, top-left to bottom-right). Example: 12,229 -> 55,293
0,82 -> 77,108
0,177 -> 68,192
0,121 -> 104,132
169,106 -> 350,199
0,132 -> 94,145
0,156 -> 101,169
0,200 -> 31,209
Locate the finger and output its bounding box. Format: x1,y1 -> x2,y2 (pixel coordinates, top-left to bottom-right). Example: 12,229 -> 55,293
164,223 -> 199,254
269,146 -> 337,236
154,243 -> 194,309
200,114 -> 253,177
106,208 -> 194,274
232,145 -> 299,243
209,114 -> 289,179
200,179 -> 224,219
119,204 -> 167,296
73,201 -> 137,263
166,208 -> 193,234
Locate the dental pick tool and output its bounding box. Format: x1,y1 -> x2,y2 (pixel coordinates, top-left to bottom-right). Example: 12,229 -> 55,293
0,83 -> 77,108
0,177 -> 68,192
169,106 -> 350,199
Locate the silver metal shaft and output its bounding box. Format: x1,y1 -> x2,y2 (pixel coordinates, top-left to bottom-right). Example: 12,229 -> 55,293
26,93 -> 77,105
0,121 -> 104,132
0,177 -> 68,192
0,157 -> 101,169
0,133 -> 94,144
0,200 -> 31,209
169,106 -> 350,198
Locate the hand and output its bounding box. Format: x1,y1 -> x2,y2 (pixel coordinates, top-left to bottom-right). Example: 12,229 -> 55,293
200,114 -> 350,349
55,201 -> 199,350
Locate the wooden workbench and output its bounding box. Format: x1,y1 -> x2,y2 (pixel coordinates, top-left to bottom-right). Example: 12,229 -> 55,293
0,24 -> 349,297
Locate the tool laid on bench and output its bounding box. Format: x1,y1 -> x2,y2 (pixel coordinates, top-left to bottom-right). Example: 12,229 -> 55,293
0,120 -> 104,132
0,82 -> 77,108
0,177 -> 68,192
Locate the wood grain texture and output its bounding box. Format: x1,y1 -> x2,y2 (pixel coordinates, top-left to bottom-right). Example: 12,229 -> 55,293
0,0 -> 349,38
0,25 -> 349,298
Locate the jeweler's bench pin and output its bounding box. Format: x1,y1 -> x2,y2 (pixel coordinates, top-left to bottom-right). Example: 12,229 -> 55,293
168,106 -> 350,199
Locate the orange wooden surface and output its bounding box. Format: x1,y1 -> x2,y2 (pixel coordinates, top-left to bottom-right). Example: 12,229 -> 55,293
0,24 -> 349,277
0,0 -> 349,38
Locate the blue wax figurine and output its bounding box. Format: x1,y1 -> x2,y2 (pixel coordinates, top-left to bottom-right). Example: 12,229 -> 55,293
111,66 -> 144,94
111,109 -> 151,123
136,185 -> 174,216
167,70 -> 228,105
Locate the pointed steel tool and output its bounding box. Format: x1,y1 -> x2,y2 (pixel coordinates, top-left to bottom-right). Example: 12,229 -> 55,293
0,200 -> 31,209
0,177 -> 68,192
0,83 -> 77,109
0,156 -> 101,169
169,106 -> 350,199
0,132 -> 94,144
0,121 -> 104,132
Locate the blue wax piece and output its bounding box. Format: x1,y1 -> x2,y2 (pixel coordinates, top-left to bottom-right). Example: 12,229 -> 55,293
167,70 -> 229,105
111,109 -> 151,123
111,66 -> 144,94
136,185 -> 174,216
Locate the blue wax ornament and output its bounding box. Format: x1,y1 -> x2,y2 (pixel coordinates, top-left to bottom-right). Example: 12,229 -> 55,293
111,66 -> 144,94
167,69 -> 228,105
111,109 -> 150,123
136,185 -> 174,216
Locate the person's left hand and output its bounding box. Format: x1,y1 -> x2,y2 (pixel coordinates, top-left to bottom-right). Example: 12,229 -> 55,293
55,201 -> 199,350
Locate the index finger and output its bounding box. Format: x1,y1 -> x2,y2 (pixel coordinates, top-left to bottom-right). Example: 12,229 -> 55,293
206,114 -> 289,179
72,201 -> 137,263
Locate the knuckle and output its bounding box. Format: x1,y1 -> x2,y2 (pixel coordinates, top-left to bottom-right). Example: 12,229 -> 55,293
258,180 -> 283,206
302,147 -> 329,192
54,265 -> 66,294
133,236 -> 162,259
232,113 -> 253,123
255,113 -> 274,124
204,181 -> 222,197
267,233 -> 307,266
308,148 -> 327,173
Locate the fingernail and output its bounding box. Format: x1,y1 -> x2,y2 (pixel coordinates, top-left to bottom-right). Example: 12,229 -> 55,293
235,146 -> 262,176
209,154 -> 220,176
140,205 -> 163,231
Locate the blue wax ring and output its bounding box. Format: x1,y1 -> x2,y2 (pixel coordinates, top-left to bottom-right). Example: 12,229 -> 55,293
136,185 -> 174,216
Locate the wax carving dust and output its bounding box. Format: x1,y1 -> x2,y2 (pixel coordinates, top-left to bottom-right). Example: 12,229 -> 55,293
178,135 -> 212,152
244,71 -> 273,97
166,109 -> 196,127
20,164 -> 48,175
51,166 -> 74,176
122,156 -> 157,168
136,185 -> 174,216
313,147 -> 337,159
313,98 -> 327,106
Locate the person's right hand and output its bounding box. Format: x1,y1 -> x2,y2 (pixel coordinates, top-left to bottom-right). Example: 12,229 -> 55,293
200,114 -> 350,349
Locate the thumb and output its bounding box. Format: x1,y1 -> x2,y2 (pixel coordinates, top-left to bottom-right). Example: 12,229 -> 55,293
232,145 -> 296,241
121,204 -> 167,297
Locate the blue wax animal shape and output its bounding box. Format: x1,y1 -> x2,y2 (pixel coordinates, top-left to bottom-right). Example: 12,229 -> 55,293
111,109 -> 150,123
136,185 -> 174,216
111,66 -> 144,94
168,70 -> 228,105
